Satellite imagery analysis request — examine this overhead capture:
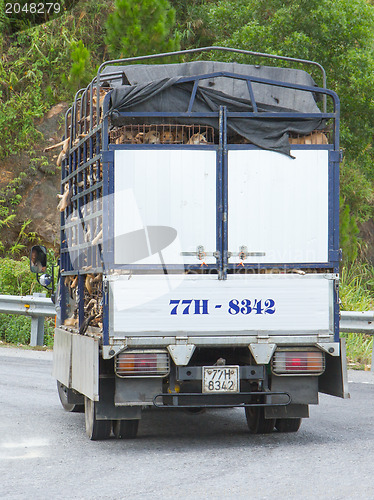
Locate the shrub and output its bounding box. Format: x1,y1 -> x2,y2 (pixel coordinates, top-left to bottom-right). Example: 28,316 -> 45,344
0,256 -> 55,346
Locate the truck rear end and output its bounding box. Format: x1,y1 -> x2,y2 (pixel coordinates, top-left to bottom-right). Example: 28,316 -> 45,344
47,47 -> 348,440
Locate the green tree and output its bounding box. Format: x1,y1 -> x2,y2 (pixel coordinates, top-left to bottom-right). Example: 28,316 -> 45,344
174,0 -> 212,48
198,0 -> 374,154
189,0 -> 374,261
0,0 -> 9,34
66,40 -> 92,90
340,201 -> 360,264
105,0 -> 180,59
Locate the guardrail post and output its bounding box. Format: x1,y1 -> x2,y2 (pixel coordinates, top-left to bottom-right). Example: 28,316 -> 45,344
29,293 -> 46,347
30,316 -> 44,346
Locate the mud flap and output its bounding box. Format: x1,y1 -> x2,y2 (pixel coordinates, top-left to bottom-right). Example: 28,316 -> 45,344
265,375 -> 318,419
319,338 -> 350,399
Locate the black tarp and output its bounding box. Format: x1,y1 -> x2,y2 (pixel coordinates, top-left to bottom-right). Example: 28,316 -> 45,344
103,61 -> 321,112
106,61 -> 325,155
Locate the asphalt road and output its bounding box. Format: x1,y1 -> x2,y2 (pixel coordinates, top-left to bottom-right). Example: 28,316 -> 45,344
1,346 -> 374,500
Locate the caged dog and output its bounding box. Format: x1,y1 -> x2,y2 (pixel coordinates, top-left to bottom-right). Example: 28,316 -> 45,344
187,133 -> 208,145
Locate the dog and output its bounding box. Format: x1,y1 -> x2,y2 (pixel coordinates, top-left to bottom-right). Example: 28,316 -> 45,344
187,133 -> 208,145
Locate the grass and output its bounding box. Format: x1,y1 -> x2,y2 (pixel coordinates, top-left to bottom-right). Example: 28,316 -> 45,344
340,263 -> 374,311
0,315 -> 54,347
0,340 -> 52,351
0,256 -> 55,347
344,334 -> 373,370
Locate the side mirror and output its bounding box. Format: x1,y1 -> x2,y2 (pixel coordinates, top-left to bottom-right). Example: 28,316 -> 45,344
30,245 -> 47,273
39,274 -> 52,287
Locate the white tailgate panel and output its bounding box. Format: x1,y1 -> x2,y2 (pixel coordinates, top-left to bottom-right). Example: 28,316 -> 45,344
228,149 -> 329,263
114,149 -> 216,265
109,274 -> 333,337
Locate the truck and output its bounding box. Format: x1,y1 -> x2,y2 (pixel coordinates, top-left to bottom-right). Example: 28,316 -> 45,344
30,47 -> 349,440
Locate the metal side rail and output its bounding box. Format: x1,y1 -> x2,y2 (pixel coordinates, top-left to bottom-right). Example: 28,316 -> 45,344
340,311 -> 374,334
153,391 -> 291,408
340,311 -> 374,372
0,293 -> 55,347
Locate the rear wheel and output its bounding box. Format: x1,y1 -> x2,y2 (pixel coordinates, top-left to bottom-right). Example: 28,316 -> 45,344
275,418 -> 302,433
57,382 -> 84,413
84,397 -> 111,440
113,419 -> 139,439
245,406 -> 275,434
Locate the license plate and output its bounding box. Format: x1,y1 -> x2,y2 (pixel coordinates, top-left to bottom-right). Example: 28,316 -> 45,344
202,366 -> 239,393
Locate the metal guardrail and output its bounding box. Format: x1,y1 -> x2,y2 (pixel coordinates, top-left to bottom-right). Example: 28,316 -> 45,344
340,311 -> 374,372
0,293 -> 55,346
340,311 -> 374,334
0,294 -> 373,353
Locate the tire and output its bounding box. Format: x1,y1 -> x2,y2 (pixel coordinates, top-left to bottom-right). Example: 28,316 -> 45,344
112,419 -> 139,439
275,418 -> 302,433
57,381 -> 84,413
84,397 -> 111,440
245,406 -> 275,434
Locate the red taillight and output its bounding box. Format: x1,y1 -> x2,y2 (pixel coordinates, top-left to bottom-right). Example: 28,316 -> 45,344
116,350 -> 170,377
286,355 -> 307,371
138,354 -> 157,369
272,350 -> 325,375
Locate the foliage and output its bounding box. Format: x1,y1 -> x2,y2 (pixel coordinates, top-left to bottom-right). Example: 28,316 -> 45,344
0,314 -> 54,346
0,0 -> 115,255
340,263 -> 374,367
0,255 -> 41,294
0,0 -> 82,35
105,0 -> 180,59
342,333 -> 372,368
202,0 -> 374,144
340,263 -> 374,312
174,0 -> 211,48
0,0 -> 8,33
0,255 -> 55,346
0,0 -> 113,159
8,219 -> 38,256
0,167 -> 40,256
63,39 -> 92,91
340,159 -> 374,223
340,202 -> 360,264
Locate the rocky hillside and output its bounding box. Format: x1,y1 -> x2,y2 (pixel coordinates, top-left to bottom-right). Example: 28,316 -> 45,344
0,103 -> 68,253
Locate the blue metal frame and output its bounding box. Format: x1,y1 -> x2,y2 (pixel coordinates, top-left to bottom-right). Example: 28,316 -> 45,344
217,117 -> 223,277
221,106 -> 228,280
96,46 -> 328,113
97,70 -> 339,118
59,55 -> 341,345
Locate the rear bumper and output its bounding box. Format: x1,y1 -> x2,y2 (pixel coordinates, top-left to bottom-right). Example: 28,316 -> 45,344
153,391 -> 291,408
